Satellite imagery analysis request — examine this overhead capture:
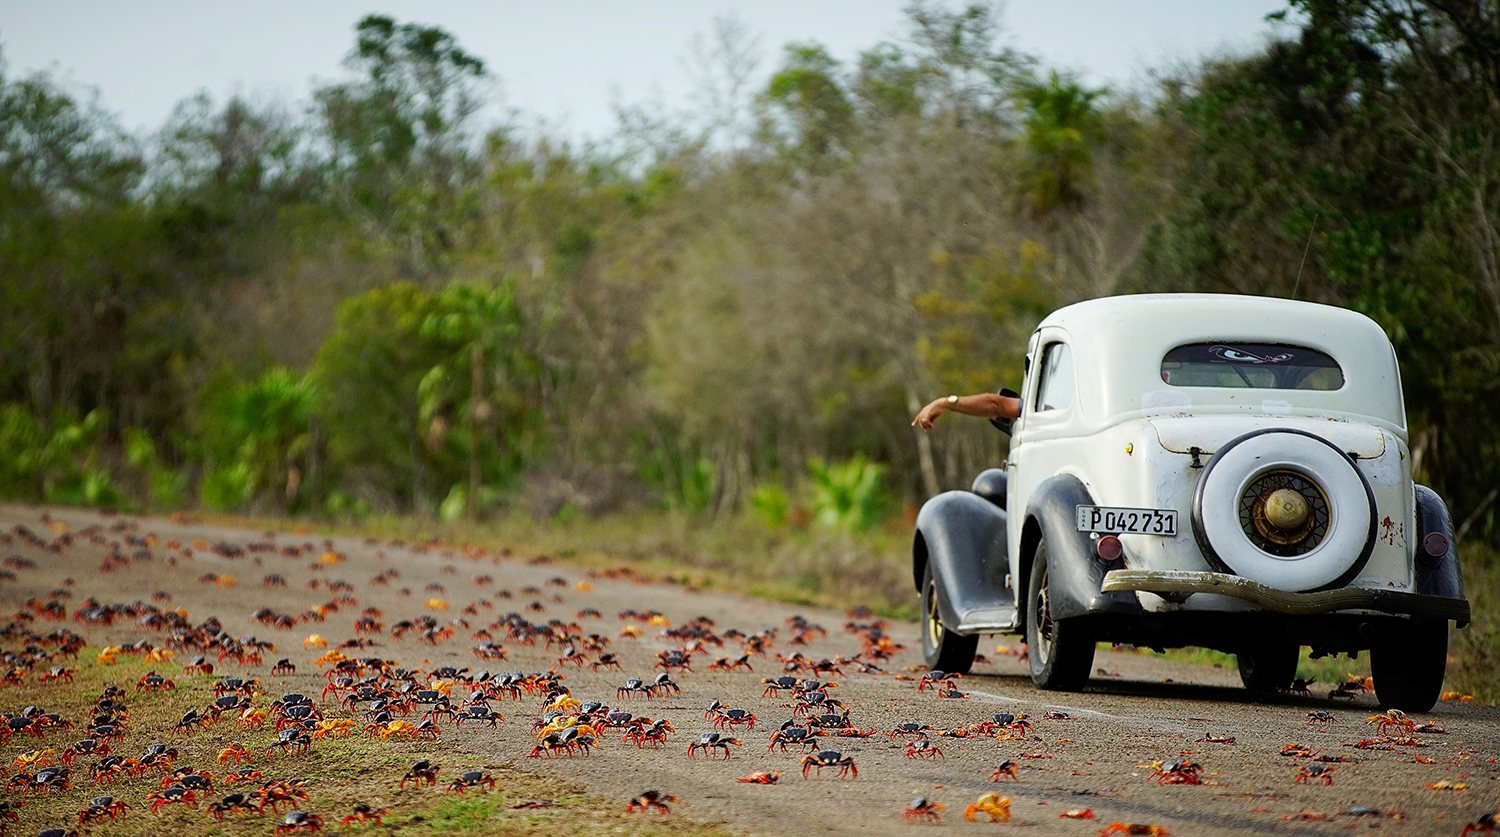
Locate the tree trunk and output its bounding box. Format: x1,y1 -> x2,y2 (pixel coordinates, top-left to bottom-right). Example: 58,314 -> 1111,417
906,386 -> 940,498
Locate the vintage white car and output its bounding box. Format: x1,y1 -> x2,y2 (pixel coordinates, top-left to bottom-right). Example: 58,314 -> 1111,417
914,294 -> 1469,711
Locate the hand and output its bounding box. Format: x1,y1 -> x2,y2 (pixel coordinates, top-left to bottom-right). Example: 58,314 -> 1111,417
911,398 -> 948,431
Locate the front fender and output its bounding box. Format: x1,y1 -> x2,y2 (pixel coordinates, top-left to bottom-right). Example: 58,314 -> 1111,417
1023,474 -> 1145,622
914,491 -> 1011,632
1414,485 -> 1465,607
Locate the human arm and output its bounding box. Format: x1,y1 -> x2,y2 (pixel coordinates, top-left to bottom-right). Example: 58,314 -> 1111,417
911,392 -> 1022,431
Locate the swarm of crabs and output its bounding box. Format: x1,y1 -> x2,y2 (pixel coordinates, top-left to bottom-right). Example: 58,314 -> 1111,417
0,511 -> 1486,837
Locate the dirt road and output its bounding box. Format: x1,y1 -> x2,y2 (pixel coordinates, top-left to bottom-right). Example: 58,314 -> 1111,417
1,503 -> 1494,836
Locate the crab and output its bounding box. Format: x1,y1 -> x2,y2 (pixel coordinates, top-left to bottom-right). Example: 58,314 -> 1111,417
626,790 -> 680,814
376,721 -> 415,741
917,670 -> 958,692
905,737 -> 944,760
1149,758 -> 1202,785
990,760 -> 1019,781
709,707 -> 758,732
1295,764 -> 1336,785
1365,709 -> 1415,736
341,803 -> 388,826
708,654 -> 754,672
217,742 -> 251,764
616,678 -> 649,699
964,793 -> 1012,822
146,785 -> 198,813
38,666 -> 77,684
888,722 -> 933,741
206,792 -> 257,819
687,732 -> 742,759
238,708 -> 269,729
13,749 -> 55,772
800,749 -> 857,779
257,779 -> 311,813
1097,825 -> 1171,836
736,771 -> 779,784
272,659 -> 297,676
903,795 -> 944,823
182,656 -> 215,675
223,768 -> 263,785
137,671 -> 176,692
1280,743 -> 1319,758
399,760 -> 441,788
446,770 -> 497,794
1196,733 -> 1236,744
76,795 -> 129,823
623,719 -> 675,748
165,767 -> 215,793
454,705 -> 504,728
275,810 -> 324,834
265,730 -> 312,756
60,739 -> 108,765
1462,812 -> 1499,837
649,672 -> 681,697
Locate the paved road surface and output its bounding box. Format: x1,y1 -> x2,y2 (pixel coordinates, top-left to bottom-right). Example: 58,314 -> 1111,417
1,504 -> 1494,836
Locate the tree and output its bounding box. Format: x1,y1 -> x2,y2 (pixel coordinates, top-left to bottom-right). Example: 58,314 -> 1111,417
315,15 -> 490,278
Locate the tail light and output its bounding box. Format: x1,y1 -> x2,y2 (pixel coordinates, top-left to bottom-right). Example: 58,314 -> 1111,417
1094,534 -> 1123,562
1422,532 -> 1449,558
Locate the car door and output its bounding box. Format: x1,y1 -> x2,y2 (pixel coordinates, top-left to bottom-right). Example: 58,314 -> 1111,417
1007,328 -> 1078,569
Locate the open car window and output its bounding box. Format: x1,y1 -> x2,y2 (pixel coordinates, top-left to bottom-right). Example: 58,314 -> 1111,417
1161,343 -> 1344,390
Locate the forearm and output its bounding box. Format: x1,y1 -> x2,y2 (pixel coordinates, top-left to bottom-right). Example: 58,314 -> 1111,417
911,392 -> 1021,430
947,393 -> 1018,419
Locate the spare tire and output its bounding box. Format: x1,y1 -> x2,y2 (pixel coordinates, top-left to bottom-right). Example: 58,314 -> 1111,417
1191,429 -> 1376,592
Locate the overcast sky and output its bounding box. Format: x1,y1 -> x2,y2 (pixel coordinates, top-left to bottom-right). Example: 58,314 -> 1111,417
2,1 -> 1297,141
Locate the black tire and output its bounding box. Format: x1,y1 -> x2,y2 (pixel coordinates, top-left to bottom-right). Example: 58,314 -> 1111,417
1025,537 -> 1095,691
1236,643 -> 1299,692
1370,620 -> 1449,712
920,563 -> 977,674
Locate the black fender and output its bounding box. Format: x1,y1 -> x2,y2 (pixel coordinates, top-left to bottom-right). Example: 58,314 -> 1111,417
1021,474 -> 1145,623
1414,485 -> 1465,605
913,491 -> 1010,630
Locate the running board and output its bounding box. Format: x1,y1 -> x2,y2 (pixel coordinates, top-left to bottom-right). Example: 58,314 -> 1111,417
955,607 -> 1018,635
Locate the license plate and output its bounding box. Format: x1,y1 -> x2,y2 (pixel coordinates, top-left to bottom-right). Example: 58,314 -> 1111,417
1075,505 -> 1177,536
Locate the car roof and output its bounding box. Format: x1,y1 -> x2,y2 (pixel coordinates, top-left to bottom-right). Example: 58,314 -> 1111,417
1033,294 -> 1406,432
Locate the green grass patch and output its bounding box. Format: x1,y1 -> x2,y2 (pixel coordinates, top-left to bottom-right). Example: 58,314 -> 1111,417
0,643 -> 733,837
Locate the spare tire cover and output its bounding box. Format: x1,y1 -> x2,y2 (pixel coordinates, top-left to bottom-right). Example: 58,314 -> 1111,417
1191,428 -> 1376,592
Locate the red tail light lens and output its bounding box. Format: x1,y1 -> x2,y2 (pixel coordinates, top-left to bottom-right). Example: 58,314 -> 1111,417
1095,534 -> 1123,561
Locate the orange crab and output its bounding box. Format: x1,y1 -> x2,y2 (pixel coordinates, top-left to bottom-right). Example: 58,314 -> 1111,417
736,771 -> 779,784
1365,709 -> 1415,736
378,721 -> 416,741
237,708 -> 268,729
964,793 -> 1011,822
216,743 -> 251,764
1097,825 -> 1170,836
312,720 -> 355,740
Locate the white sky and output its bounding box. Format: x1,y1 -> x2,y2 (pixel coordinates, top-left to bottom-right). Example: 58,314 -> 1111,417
1,1 -> 1298,141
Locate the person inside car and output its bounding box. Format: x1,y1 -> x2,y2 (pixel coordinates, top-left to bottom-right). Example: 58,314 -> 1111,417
911,392 -> 1022,431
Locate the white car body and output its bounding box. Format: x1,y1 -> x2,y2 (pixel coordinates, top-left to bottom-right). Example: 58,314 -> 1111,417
1006,294 -> 1411,599
914,292 -> 1469,709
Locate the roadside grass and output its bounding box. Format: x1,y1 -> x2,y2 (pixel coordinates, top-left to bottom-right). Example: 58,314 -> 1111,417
203,508 -> 920,620
0,646 -> 729,837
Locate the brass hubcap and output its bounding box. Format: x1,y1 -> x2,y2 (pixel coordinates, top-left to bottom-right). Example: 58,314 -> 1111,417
1264,488 -> 1309,530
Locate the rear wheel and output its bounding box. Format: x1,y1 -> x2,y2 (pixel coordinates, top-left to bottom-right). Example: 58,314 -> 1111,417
1370,620 -> 1448,712
1236,643 -> 1299,692
920,563 -> 977,674
1025,538 -> 1095,691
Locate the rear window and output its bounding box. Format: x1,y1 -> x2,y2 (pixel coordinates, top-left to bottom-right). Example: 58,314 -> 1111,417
1160,343 -> 1344,390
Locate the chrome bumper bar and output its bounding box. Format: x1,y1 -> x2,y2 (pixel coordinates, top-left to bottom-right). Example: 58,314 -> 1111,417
1100,570 -> 1471,624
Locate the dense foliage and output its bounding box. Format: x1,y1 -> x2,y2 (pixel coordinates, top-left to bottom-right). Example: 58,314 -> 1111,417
1,3 -> 1496,546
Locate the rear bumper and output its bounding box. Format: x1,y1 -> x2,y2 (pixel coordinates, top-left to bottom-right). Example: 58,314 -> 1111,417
1100,569 -> 1470,625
